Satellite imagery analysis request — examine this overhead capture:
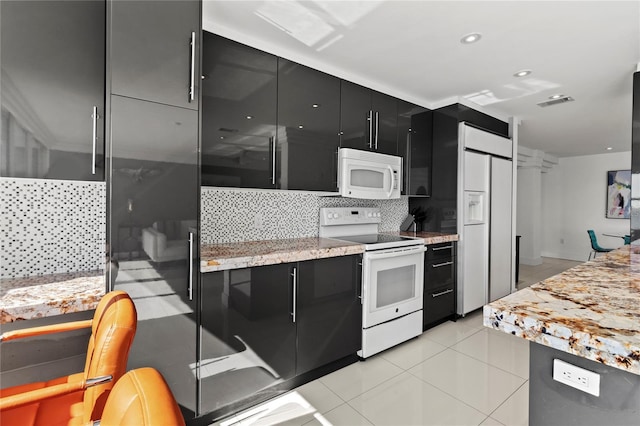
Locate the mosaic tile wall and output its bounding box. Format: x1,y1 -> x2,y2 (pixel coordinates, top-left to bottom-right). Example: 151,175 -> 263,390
201,187 -> 409,244
0,178 -> 106,278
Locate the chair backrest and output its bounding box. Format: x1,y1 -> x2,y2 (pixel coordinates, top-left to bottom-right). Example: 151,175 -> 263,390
587,230 -> 600,251
98,368 -> 185,426
82,290 -> 137,422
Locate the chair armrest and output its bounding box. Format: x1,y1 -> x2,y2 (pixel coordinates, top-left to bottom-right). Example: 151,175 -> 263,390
0,375 -> 112,411
0,319 -> 93,343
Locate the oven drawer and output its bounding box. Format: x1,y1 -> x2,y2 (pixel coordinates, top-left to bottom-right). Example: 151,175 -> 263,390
424,256 -> 456,291
426,242 -> 456,261
424,284 -> 455,329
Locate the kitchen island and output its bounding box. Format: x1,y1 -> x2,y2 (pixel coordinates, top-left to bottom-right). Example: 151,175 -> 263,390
484,245 -> 640,425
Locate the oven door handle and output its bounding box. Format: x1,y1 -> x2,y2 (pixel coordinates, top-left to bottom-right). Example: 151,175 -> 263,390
363,245 -> 425,261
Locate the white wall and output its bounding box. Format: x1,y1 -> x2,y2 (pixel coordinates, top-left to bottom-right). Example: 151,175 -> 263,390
541,151 -> 631,261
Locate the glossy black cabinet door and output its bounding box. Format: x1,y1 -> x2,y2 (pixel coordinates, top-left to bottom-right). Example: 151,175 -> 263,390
200,264 -> 296,415
339,80 -> 373,151
297,256 -> 361,374
278,59 -> 340,191
371,91 -> 398,155
201,33 -> 278,188
0,0 -> 105,180
110,0 -> 200,110
398,101 -> 431,196
423,243 -> 457,329
110,95 -> 199,418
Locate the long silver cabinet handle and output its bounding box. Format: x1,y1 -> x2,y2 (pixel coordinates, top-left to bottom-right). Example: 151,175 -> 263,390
368,110 -> 373,149
188,232 -> 194,301
91,106 -> 98,175
432,245 -> 453,251
432,288 -> 453,298
189,31 -> 196,102
432,261 -> 454,268
291,267 -> 297,323
374,111 -> 379,150
270,137 -> 276,185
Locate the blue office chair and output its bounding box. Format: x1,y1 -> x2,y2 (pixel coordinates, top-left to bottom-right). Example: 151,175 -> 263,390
587,230 -> 613,260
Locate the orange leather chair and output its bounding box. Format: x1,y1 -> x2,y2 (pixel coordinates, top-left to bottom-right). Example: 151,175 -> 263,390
94,367 -> 185,426
0,290 -> 137,426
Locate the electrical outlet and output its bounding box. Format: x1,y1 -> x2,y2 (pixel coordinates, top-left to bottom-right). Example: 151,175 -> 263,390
553,359 -> 600,397
254,213 -> 263,229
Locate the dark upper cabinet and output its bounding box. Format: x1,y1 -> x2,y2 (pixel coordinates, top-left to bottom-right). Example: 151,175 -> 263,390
296,256 -> 361,374
0,0 -> 105,181
340,81 -> 398,155
201,32 -> 278,188
398,101 -> 431,196
277,59 -> 340,191
110,0 -> 200,110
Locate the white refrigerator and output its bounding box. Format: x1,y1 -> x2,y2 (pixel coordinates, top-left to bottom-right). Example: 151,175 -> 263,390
457,124 -> 513,316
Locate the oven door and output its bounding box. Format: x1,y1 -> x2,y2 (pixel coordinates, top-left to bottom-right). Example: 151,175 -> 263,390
361,245 -> 425,328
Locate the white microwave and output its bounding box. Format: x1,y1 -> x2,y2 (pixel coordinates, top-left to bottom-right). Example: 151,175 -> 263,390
338,148 -> 402,199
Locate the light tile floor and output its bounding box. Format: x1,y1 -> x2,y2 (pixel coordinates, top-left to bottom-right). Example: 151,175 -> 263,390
216,257 -> 582,426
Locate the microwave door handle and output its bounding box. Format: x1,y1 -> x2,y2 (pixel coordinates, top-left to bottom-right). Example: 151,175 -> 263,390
385,165 -> 394,198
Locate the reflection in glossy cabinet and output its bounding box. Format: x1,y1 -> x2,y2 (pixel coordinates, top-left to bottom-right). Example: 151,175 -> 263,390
0,0 -> 105,180
200,264 -> 296,415
201,32 -> 278,188
277,59 -> 340,191
398,101 -> 431,196
110,0 -> 200,110
297,256 -> 362,374
110,95 -> 199,418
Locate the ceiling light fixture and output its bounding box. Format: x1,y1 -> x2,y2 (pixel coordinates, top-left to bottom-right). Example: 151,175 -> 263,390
246,115 -> 253,120
311,103 -> 320,108
460,32 -> 482,44
549,94 -> 564,100
298,125 -> 304,129
606,147 -> 613,151
513,69 -> 532,78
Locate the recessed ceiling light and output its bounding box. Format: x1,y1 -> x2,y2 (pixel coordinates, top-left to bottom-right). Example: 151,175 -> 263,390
460,33 -> 482,44
311,103 -> 320,108
549,94 -> 564,100
246,115 -> 253,120
606,147 -> 613,151
298,125 -> 304,129
513,69 -> 532,78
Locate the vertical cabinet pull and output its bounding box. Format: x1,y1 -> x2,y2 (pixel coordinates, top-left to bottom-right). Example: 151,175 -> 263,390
368,110 -> 373,149
188,232 -> 194,301
189,31 -> 196,102
291,267 -> 297,323
91,106 -> 98,175
374,111 -> 379,150
270,137 -> 276,185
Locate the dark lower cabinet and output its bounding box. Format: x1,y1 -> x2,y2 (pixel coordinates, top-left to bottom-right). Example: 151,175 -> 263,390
200,255 -> 361,420
423,242 -> 457,329
296,256 -> 362,374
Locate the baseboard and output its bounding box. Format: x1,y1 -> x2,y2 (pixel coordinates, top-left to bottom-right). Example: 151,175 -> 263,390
540,251 -> 586,262
520,256 -> 542,266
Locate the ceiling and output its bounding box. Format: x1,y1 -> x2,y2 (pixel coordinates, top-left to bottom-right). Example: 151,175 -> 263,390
203,0 -> 640,158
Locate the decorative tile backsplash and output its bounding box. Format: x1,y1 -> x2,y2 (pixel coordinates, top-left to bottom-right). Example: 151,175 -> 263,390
0,178 -> 106,278
201,188 -> 408,244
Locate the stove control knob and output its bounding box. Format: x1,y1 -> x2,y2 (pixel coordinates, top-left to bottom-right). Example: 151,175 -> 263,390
376,212 -> 381,217
367,212 -> 372,218
328,213 -> 335,219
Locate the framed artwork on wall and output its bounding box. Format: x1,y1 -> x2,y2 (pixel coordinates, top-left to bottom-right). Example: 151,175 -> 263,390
606,170 -> 631,219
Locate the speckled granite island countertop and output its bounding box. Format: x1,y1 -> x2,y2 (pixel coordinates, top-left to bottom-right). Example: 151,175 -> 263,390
201,237 -> 365,273
484,245 -> 640,374
0,271 -> 105,324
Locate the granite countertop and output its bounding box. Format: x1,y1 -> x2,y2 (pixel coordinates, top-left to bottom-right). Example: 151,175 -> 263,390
201,237 -> 366,273
1,271 -> 105,324
484,245 -> 640,375
397,231 -> 459,244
